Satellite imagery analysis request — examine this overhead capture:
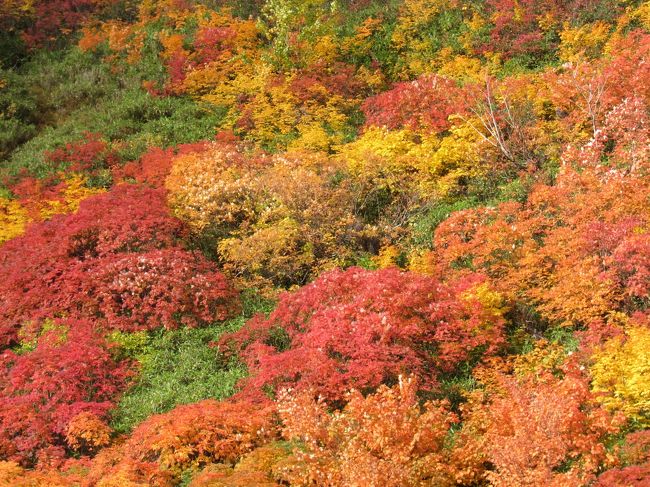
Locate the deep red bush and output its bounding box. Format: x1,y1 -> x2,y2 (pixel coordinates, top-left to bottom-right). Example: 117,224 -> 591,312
84,248 -> 240,331
0,318 -> 133,466
219,267 -> 505,403
0,185 -> 190,346
44,132 -> 116,174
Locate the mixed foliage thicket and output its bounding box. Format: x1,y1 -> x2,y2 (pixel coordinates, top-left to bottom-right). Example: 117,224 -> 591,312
1,0 -> 649,485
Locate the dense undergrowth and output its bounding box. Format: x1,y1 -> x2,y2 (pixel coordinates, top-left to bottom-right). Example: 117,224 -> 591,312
1,0 -> 649,485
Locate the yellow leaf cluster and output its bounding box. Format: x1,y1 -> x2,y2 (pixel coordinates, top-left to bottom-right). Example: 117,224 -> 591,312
466,282 -> 508,318
372,244 -> 401,269
337,126 -> 430,192
0,462 -> 24,485
435,49 -> 484,84
391,0 -> 446,51
632,1 -> 650,30
591,326 -> 650,426
341,119 -> 486,198
407,250 -> 437,275
0,197 -> 29,244
559,21 -> 611,62
424,119 -> 484,196
39,175 -> 104,220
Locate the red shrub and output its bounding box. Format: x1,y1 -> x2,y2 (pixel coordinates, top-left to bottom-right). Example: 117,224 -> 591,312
44,132 -> 115,174
0,185 -> 189,346
361,74 -> 466,133
595,464 -> 650,486
596,431 -> 650,486
0,318 -> 133,466
84,248 -> 240,332
219,267 -> 505,403
21,0 -> 119,48
113,142 -> 210,188
194,26 -> 238,64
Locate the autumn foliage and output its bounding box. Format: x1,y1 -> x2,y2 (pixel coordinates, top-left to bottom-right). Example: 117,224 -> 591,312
0,318 -> 132,466
0,183 -> 242,343
219,267 -> 505,402
85,399 -> 277,485
1,0 -> 649,484
277,376 -> 458,486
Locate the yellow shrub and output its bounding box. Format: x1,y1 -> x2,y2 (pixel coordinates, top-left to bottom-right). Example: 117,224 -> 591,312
633,1 -> 650,30
0,462 -> 24,484
337,126 -> 427,191
167,146 -> 362,293
559,21 -> 611,62
591,327 -> 650,426
39,175 -> 104,220
0,197 -> 29,244
467,282 -> 508,318
407,250 -> 437,275
372,244 -> 401,269
339,121 -> 484,199
422,119 -> 484,196
435,49 -> 484,83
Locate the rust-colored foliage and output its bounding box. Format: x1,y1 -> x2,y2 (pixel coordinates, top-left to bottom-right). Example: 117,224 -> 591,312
596,431 -> 650,486
544,32 -> 650,141
456,362 -> 624,487
219,267 -> 505,403
432,101 -> 650,326
277,376 -> 458,486
65,411 -> 113,454
86,400 -> 278,484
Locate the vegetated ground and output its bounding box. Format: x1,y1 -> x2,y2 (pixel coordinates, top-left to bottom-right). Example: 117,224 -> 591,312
0,1 -> 649,485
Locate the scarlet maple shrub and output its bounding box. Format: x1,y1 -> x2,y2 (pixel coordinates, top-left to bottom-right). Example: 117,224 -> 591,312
0,318 -> 133,466
113,142 -> 211,188
44,132 -> 115,175
361,74 -> 466,133
84,248 -> 240,332
0,184 -> 240,346
219,267 -> 505,403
